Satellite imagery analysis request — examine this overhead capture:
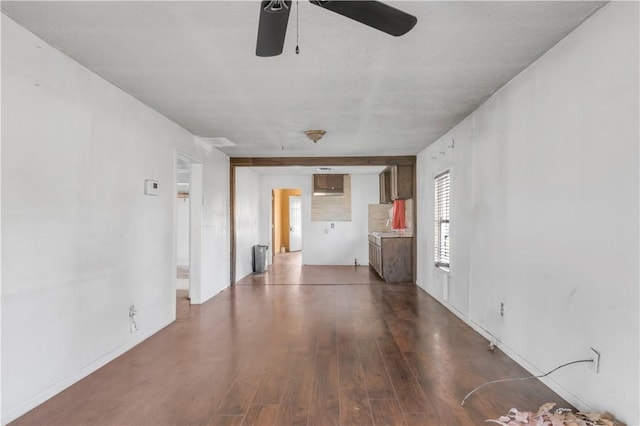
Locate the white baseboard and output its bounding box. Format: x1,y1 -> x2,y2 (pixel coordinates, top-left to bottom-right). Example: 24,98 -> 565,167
416,285 -> 594,413
2,319 -> 174,425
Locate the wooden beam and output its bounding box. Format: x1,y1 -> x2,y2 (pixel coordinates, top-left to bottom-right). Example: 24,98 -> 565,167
230,156 -> 416,168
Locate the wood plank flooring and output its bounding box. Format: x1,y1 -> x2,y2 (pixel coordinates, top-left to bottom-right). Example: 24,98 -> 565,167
11,252 -> 571,425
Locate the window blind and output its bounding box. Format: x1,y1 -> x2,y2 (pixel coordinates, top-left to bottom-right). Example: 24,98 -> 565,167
434,171 -> 450,268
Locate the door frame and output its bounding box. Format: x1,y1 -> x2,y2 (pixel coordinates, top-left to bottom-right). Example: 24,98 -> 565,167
174,151 -> 203,314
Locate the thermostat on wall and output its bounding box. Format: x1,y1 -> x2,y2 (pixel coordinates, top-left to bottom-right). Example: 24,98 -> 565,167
144,179 -> 159,196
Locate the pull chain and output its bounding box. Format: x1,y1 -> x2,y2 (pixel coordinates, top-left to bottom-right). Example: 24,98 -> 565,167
295,0 -> 300,54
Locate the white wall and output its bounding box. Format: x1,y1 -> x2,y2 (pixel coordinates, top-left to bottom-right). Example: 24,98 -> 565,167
416,3 -> 638,424
258,173 -> 379,266
1,16 -> 230,423
235,168 -> 261,280
305,174 -> 378,265
199,154 -> 230,303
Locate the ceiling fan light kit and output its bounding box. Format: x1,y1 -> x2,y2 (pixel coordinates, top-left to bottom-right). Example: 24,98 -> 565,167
256,0 -> 417,57
304,129 -> 326,143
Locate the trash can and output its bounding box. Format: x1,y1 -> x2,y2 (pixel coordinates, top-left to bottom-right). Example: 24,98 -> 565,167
253,245 -> 268,273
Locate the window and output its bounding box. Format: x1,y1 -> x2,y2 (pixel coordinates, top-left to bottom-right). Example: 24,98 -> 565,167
434,171 -> 450,268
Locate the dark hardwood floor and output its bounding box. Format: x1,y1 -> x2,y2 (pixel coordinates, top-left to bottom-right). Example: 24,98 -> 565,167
11,252 -> 570,425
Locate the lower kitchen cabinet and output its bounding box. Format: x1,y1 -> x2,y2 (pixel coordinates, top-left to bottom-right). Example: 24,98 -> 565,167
368,235 -> 412,283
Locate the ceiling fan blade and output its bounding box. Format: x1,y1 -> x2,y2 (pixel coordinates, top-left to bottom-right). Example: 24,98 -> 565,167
256,0 -> 292,57
310,1 -> 416,36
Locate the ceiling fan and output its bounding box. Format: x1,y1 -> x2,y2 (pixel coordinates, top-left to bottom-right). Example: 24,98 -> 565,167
256,0 -> 417,57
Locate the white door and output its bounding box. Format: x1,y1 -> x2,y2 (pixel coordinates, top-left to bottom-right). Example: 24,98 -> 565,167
289,195 -> 302,252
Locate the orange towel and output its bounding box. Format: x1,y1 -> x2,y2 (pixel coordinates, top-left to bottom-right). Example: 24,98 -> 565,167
392,200 -> 406,230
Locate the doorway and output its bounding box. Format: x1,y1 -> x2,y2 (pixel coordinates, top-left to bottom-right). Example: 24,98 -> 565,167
271,188 -> 302,259
175,152 -> 203,312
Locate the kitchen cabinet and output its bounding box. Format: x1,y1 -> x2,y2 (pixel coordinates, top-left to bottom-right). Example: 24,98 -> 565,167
379,169 -> 392,204
369,238 -> 382,276
313,174 -> 344,195
368,233 -> 412,283
390,165 -> 413,200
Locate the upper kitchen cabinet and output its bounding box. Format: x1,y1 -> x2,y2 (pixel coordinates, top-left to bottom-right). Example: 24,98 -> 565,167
379,169 -> 392,204
386,165 -> 413,200
313,174 -> 345,195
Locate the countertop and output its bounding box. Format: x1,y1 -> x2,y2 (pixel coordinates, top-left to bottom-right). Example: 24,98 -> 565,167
369,231 -> 413,238
368,232 -> 413,245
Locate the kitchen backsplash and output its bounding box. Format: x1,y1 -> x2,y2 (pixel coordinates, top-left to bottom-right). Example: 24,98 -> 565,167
405,199 -> 414,231
311,175 -> 351,222
368,199 -> 413,233
368,204 -> 391,232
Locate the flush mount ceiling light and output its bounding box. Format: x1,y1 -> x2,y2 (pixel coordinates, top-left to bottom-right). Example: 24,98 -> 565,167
304,129 -> 326,143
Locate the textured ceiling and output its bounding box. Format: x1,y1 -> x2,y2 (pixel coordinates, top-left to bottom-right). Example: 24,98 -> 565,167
2,1 -> 606,158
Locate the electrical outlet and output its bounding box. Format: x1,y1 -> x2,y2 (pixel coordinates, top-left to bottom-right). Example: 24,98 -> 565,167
500,302 -> 504,317
589,347 -> 600,373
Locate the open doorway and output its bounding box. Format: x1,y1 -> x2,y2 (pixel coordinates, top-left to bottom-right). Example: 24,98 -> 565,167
175,153 -> 203,312
176,156 -> 191,303
271,188 -> 302,262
